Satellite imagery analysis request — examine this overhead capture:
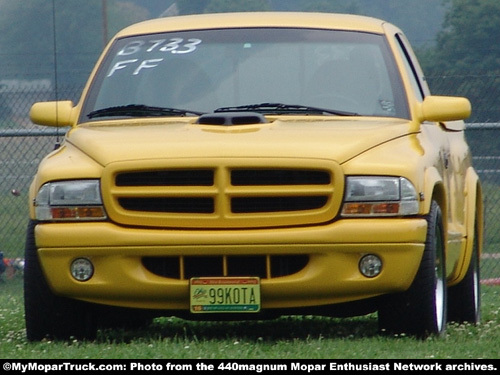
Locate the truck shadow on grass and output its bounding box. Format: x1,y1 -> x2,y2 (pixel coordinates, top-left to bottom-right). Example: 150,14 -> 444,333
96,315 -> 380,343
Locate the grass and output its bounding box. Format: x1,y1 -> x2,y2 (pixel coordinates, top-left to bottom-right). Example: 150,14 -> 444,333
0,276 -> 499,359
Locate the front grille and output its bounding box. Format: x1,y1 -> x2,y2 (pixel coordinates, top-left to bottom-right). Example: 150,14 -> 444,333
142,255 -> 309,280
116,169 -> 213,186
231,196 -> 328,213
231,169 -> 331,185
119,197 -> 214,213
103,159 -> 342,228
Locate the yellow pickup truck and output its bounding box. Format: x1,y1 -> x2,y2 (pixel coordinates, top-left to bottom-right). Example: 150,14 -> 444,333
25,12 -> 483,340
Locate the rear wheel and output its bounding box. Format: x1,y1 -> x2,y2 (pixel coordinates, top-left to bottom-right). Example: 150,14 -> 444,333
24,220 -> 97,341
448,222 -> 480,324
378,201 -> 447,337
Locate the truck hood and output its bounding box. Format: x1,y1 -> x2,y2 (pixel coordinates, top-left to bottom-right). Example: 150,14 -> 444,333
66,117 -> 413,166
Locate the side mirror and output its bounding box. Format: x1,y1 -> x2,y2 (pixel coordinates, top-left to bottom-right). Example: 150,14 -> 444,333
29,101 -> 74,127
420,95 -> 471,122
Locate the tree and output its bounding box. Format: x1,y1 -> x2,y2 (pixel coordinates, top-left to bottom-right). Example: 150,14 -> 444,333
107,1 -> 150,39
299,0 -> 360,13
431,0 -> 500,72
176,0 -> 210,15
421,0 -> 500,122
204,0 -> 271,13
0,0 -> 55,79
0,0 -> 150,89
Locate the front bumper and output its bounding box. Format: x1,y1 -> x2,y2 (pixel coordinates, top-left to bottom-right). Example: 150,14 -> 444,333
35,218 -> 427,310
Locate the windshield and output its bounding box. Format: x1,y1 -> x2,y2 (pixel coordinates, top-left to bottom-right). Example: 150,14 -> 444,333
80,28 -> 408,122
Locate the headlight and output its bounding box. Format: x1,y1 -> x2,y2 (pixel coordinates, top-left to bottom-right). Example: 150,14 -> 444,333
35,180 -> 107,221
341,176 -> 419,217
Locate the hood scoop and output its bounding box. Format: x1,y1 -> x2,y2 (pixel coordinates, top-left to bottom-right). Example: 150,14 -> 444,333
197,112 -> 268,126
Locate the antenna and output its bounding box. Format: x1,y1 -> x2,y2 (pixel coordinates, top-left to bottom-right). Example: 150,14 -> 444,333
51,0 -> 61,149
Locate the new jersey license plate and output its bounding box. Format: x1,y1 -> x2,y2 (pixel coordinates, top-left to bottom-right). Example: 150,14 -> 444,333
190,277 -> 261,313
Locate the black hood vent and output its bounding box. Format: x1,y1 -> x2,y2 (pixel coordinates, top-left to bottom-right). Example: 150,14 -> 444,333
197,112 -> 268,126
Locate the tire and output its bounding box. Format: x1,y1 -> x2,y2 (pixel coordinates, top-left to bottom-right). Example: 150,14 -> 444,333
24,220 -> 97,341
379,201 -> 447,337
447,223 -> 480,324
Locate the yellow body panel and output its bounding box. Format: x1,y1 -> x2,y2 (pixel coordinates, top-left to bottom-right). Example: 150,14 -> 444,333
36,220 -> 426,309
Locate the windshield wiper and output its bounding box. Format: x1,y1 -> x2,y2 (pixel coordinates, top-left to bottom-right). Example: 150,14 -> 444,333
87,104 -> 205,119
214,102 -> 357,116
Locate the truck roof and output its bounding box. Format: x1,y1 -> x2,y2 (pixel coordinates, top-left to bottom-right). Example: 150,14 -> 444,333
115,12 -> 387,38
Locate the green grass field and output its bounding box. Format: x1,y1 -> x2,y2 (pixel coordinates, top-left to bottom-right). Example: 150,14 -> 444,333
0,276 -> 498,359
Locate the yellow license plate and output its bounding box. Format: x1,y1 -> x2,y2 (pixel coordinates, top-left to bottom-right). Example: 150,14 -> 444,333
190,277 -> 261,313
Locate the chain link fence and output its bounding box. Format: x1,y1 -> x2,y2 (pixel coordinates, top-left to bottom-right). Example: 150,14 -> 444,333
1,76 -> 499,283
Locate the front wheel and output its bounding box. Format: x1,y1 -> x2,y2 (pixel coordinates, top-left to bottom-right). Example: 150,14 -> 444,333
378,201 -> 447,337
24,220 -> 97,341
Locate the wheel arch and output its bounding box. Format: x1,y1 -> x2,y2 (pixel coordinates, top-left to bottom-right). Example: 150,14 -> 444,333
447,168 -> 483,287
423,167 -> 448,234
466,168 -> 484,256
458,168 -> 483,281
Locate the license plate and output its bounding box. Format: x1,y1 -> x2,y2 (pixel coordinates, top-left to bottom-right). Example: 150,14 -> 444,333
190,277 -> 261,313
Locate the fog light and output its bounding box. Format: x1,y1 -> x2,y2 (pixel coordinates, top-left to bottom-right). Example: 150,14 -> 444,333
70,258 -> 94,281
359,254 -> 382,278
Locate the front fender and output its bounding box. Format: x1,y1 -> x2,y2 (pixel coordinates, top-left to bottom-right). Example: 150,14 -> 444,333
448,168 -> 483,285
423,167 -> 446,216
465,168 -> 484,253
